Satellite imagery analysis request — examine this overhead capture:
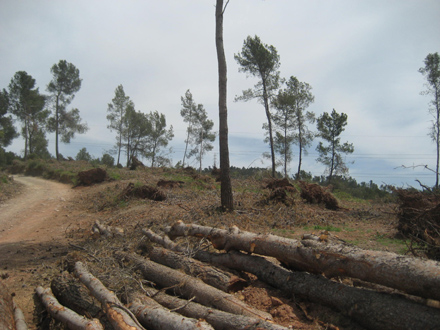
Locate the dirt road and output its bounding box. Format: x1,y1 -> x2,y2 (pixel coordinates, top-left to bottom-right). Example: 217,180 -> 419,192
0,176 -> 73,245
0,176 -> 78,328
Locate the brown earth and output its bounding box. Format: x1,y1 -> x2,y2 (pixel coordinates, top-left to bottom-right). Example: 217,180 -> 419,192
0,173 -> 405,329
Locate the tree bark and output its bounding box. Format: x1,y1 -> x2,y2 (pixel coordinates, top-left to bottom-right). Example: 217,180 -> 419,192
36,286 -> 104,330
148,246 -> 247,292
128,292 -> 214,330
134,287 -> 290,330
215,0 -> 234,211
116,251 -> 272,321
0,281 -> 15,330
73,262 -> 144,330
165,221 -> 440,301
192,249 -> 440,330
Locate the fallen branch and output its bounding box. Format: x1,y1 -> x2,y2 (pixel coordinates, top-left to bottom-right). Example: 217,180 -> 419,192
165,221 -> 440,301
35,286 -> 103,330
73,261 -> 144,330
116,251 -> 273,321
128,292 -> 214,330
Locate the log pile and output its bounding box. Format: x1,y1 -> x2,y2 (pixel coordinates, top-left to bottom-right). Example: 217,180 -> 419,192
34,221 -> 440,330
395,188 -> 440,260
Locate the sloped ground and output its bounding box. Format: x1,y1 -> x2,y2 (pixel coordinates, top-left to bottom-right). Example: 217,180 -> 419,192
0,167 -> 410,329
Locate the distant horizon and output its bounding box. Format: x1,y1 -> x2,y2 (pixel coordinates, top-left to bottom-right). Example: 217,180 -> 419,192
5,131 -> 436,189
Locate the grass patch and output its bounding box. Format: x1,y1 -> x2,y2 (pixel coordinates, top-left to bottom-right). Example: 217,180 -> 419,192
271,228 -> 295,238
373,233 -> 413,254
333,190 -> 369,203
303,224 -> 342,232
108,171 -> 121,180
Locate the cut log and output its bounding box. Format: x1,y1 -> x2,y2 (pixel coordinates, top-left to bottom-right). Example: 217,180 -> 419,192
165,220 -> 440,301
92,221 -> 123,238
194,249 -> 440,330
115,251 -> 273,321
51,273 -> 112,329
148,246 -> 247,292
73,261 -> 144,330
143,228 -> 180,250
128,292 -> 214,330
134,288 -> 290,330
0,281 -> 15,330
35,286 -> 104,330
13,301 -> 28,330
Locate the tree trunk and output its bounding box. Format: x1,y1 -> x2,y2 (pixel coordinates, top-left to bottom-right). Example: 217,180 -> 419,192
263,84 -> 276,178
55,94 -> 60,161
297,133 -> 303,179
0,281 -> 15,330
436,89 -> 439,189
148,246 -> 247,292
73,262 -> 144,330
36,286 -> 104,330
216,0 -> 234,211
128,292 -> 214,330
115,251 -> 272,321
165,221 -> 440,301
191,249 -> 440,330
133,287 -> 290,330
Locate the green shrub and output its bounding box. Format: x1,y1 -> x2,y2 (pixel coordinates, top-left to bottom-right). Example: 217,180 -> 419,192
25,160 -> 46,176
101,154 -> 115,167
9,159 -> 26,174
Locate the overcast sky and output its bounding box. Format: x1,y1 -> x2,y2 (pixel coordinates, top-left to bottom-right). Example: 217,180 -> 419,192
1,0 -> 439,187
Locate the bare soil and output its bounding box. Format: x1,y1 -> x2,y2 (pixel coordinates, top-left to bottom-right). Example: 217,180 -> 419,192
0,173 -> 405,329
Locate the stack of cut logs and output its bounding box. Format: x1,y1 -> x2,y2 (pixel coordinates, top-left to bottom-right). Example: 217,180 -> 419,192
8,220 -> 440,330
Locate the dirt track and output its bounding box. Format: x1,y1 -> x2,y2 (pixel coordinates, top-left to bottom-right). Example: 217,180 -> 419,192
0,176 -> 77,328
0,176 -> 73,245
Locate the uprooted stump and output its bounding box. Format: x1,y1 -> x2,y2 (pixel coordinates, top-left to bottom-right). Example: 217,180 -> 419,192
262,178 -> 297,206
265,178 -> 294,190
395,189 -> 440,260
267,187 -> 296,206
298,181 -> 339,210
119,182 -> 166,201
130,156 -> 145,170
157,179 -> 184,188
211,166 -> 221,182
77,168 -> 108,186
